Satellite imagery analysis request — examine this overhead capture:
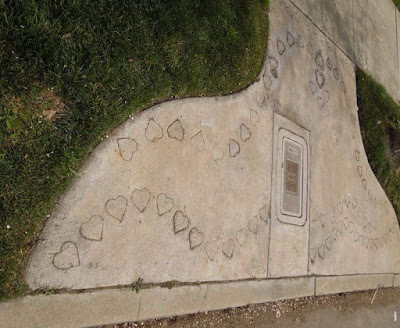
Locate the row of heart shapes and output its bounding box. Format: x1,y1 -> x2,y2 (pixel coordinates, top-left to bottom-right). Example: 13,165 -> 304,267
53,188 -> 174,269
116,118 -> 185,161
53,188 -> 270,268
52,190 -> 177,269
119,108 -> 262,163
176,204 -> 270,261
52,206 -> 268,269
78,189 -> 175,242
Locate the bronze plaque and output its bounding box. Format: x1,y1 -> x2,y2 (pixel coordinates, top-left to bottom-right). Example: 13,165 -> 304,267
285,160 -> 298,195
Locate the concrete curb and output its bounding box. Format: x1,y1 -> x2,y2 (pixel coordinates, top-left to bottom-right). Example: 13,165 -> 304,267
315,274 -> 395,296
394,274 -> 400,287
0,274 -> 396,328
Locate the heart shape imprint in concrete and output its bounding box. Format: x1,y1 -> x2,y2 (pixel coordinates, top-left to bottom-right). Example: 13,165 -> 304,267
131,188 -> 151,213
80,215 -> 103,241
106,195 -> 128,222
53,241 -> 80,269
156,193 -> 174,216
189,227 -> 204,250
173,210 -> 189,233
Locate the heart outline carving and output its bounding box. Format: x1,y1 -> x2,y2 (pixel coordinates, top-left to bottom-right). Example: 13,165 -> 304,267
156,193 -> 174,216
259,204 -> 270,222
117,138 -> 138,161
53,241 -> 80,270
222,239 -> 235,258
173,210 -> 189,233
167,119 -> 185,141
236,228 -> 247,247
240,123 -> 251,142
145,118 -> 163,142
250,108 -> 260,126
80,215 -> 103,241
191,131 -> 205,151
204,240 -> 218,261
229,139 -> 240,157
105,195 -> 128,222
131,188 -> 151,213
189,227 -> 204,250
248,216 -> 259,234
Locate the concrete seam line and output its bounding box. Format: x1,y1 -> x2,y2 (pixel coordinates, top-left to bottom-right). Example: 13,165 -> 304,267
197,284 -> 209,314
16,272 -> 400,297
2,275 -> 398,328
136,294 -> 142,322
314,276 -> 316,296
266,110 -> 276,278
287,0 -> 355,64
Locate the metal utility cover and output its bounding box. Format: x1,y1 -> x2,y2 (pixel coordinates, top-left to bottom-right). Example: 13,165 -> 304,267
275,128 -> 308,226
281,137 -> 303,217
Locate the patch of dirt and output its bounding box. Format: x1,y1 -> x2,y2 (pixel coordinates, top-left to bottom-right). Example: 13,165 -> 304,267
99,288 -> 400,328
36,88 -> 66,120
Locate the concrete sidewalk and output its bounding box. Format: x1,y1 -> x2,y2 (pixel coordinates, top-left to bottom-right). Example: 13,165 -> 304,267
1,276 -> 399,328
2,0 -> 400,327
291,0 -> 400,102
25,0 -> 400,293
120,288 -> 400,328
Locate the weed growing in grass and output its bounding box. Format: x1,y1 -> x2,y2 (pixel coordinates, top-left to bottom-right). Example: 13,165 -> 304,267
0,0 -> 269,301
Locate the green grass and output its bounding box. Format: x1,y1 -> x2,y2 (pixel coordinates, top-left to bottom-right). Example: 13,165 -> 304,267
356,68 -> 400,221
394,0 -> 400,11
0,0 -> 269,301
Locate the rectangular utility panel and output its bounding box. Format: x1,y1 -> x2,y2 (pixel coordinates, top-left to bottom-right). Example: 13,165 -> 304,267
276,128 -> 308,225
282,137 -> 303,217
269,113 -> 310,278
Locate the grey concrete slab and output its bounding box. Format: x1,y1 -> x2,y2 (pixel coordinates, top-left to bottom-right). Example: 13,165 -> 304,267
315,274 -> 394,296
268,0 -> 400,277
137,285 -> 207,321
394,274 -> 400,287
0,289 -> 140,328
167,289 -> 400,328
353,0 -> 399,101
268,296 -> 400,328
202,277 -> 315,312
26,86 -> 273,290
0,279 -> 316,328
291,0 -> 355,59
2,280 -> 400,327
292,0 -> 400,101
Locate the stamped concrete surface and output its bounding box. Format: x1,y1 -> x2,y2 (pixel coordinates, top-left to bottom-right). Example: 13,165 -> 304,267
1,0 -> 397,326
27,87 -> 273,289
25,0 -> 400,293
291,0 -> 400,101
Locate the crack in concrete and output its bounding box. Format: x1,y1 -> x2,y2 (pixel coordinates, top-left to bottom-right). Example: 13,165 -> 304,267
137,294 -> 142,322
198,284 -> 209,314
